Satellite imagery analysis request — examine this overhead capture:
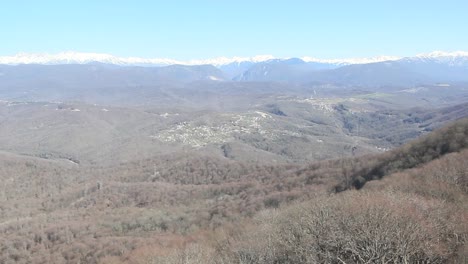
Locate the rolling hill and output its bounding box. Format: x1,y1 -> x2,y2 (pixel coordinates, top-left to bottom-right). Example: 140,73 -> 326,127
0,115 -> 466,263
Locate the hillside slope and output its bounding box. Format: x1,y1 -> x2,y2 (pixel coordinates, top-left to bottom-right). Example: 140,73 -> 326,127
0,118 -> 466,263
151,118 -> 468,264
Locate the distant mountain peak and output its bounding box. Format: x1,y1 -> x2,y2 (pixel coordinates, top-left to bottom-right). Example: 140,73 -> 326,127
415,51 -> 468,58
301,55 -> 402,65
0,52 -> 277,67
186,55 -> 276,66
406,51 -> 468,66
0,51 -> 467,67
0,51 -> 181,66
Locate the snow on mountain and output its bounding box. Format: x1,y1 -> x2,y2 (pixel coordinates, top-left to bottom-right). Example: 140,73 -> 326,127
0,52 -> 275,67
302,51 -> 468,66
188,55 -> 275,66
301,55 -> 401,65
0,52 -> 400,67
0,52 -> 180,66
0,51 -> 467,67
409,51 -> 468,66
415,51 -> 468,59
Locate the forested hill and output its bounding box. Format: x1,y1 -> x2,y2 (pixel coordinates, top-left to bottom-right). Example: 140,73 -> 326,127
152,118 -> 468,264
0,118 -> 467,263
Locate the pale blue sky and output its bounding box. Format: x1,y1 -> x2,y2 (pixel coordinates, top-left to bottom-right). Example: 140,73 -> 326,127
1,0 -> 467,59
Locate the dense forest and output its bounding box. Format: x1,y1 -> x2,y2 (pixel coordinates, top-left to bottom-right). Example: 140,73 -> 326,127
0,119 -> 466,263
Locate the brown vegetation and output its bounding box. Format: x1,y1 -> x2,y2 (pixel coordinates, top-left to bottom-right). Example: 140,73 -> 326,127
0,119 -> 467,263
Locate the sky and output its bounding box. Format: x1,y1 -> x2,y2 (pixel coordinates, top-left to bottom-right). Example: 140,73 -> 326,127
1,0 -> 467,60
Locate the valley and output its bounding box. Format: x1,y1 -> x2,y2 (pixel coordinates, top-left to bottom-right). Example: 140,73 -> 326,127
0,54 -> 467,263
3,1 -> 468,262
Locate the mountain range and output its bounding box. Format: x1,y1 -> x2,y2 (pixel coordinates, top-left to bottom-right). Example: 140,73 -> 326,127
1,51 -> 468,89
0,52 -> 400,66
1,49 -> 468,263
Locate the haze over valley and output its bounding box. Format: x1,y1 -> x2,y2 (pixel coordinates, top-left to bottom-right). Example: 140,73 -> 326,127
0,51 -> 466,163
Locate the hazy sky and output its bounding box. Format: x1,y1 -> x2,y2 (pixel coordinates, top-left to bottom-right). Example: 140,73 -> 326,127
2,0 -> 467,59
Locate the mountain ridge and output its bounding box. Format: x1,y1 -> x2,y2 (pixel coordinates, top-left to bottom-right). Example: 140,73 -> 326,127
2,51 -> 468,92
2,51 -> 467,67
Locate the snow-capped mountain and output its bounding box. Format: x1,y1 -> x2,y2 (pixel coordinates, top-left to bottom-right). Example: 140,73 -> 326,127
0,52 -> 277,67
405,51 -> 468,66
1,51 -> 468,87
301,55 -> 402,65
1,51 -> 466,70
0,52 -> 181,66
5,51 -> 465,67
